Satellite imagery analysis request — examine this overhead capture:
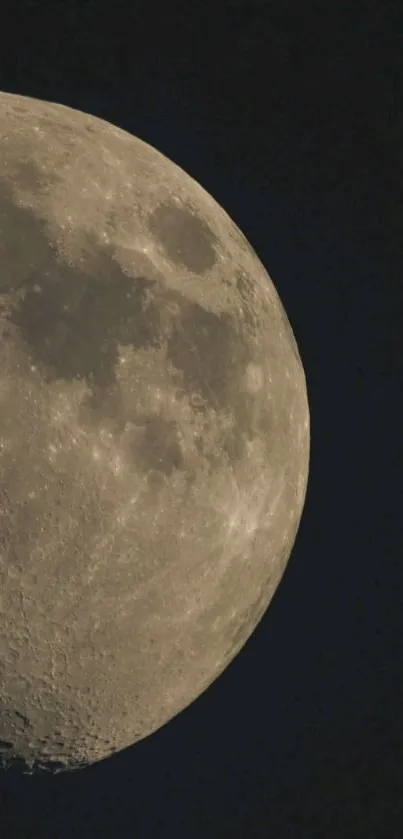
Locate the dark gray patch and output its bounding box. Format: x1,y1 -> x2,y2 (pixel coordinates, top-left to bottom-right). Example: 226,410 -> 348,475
10,264 -> 161,388
0,175 -> 57,291
166,302 -> 249,412
133,417 -> 185,477
165,302 -> 254,461
0,175 -> 259,471
148,201 -> 218,273
0,177 -> 164,394
12,159 -> 59,195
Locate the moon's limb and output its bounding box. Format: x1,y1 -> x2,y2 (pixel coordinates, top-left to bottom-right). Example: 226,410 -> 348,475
0,91 -> 309,772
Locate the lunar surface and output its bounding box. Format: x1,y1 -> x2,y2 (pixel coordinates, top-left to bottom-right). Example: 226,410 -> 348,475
0,91 -> 310,773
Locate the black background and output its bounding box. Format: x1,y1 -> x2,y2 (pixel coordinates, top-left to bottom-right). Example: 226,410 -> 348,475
0,1 -> 402,836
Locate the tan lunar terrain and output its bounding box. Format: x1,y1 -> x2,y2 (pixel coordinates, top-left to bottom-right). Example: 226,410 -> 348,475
0,91 -> 309,772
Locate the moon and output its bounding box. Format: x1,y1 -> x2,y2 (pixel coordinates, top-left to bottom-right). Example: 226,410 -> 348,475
0,91 -> 310,773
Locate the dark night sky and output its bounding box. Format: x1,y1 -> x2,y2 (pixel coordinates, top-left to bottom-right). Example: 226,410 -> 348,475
1,1 -> 402,836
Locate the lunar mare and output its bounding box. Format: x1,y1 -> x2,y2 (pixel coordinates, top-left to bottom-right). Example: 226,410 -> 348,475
0,91 -> 310,773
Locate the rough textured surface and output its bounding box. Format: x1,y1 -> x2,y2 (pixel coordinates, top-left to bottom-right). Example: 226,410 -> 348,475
0,91 -> 310,773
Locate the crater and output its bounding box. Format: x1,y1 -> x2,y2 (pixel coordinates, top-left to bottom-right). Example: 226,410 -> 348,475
148,201 -> 218,273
